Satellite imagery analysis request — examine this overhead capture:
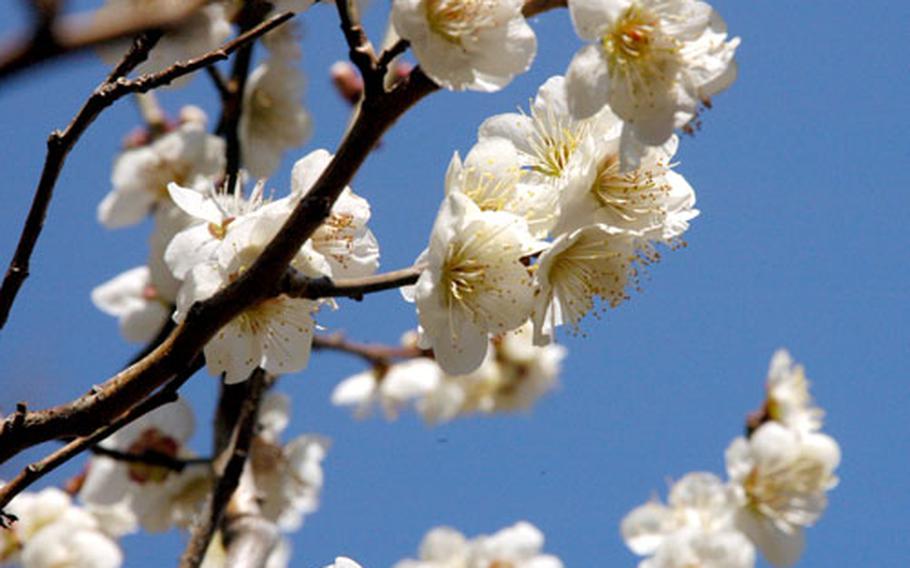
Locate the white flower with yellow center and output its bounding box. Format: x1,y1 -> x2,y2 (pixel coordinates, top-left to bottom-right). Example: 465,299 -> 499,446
556,133 -> 697,246
725,422 -> 840,567
621,472 -> 755,568
240,61 -> 312,179
565,0 -> 739,145
446,138 -> 557,238
406,192 -> 540,374
173,209 -> 329,383
479,75 -> 621,189
532,224 -> 637,344
391,0 -> 537,92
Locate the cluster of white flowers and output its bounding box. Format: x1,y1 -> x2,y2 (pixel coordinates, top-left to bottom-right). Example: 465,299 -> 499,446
621,351 -> 841,568
333,323 -> 566,423
404,71 -> 699,375
394,521 -> 563,567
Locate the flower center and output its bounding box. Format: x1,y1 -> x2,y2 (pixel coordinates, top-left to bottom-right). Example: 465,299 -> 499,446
126,427 -> 180,484
592,155 -> 669,223
425,0 -> 493,46
600,5 -> 680,94
527,106 -> 588,178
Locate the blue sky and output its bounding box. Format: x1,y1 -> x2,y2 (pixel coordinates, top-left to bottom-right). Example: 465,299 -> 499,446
0,1 -> 908,567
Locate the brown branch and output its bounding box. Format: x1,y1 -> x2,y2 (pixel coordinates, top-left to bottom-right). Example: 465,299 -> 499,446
179,370 -> 269,568
313,333 -> 430,367
0,11 -> 295,331
0,0 -> 209,84
280,264 -> 423,301
0,354 -> 202,513
90,446 -> 211,473
521,0 -> 567,17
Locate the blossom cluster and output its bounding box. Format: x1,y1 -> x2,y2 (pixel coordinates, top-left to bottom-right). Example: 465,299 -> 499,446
621,351 -> 841,568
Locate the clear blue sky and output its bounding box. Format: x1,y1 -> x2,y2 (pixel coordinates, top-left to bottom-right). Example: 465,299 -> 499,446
0,1 -> 908,567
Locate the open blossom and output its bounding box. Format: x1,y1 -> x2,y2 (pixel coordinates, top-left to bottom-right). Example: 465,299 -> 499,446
391,0 -> 537,91
555,133 -> 697,245
79,399 -> 210,533
479,75 -> 620,195
291,150 -> 380,278
98,109 -> 225,229
621,472 -> 755,568
240,61 -> 312,179
532,224 -> 637,344
0,488 -> 123,568
394,521 -> 562,568
725,422 -> 840,567
405,192 -> 541,374
564,0 -> 739,145
174,209 -> 327,383
251,393 -> 331,532
446,138 -> 557,238
763,350 -> 824,434
91,266 -> 172,343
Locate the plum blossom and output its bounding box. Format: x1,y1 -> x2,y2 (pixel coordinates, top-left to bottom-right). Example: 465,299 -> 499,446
240,61 -> 312,179
98,109 -> 225,229
0,487 -> 122,568
79,399 -> 210,533
91,266 -> 172,343
725,422 -> 840,567
621,472 -> 755,568
332,358 -> 442,419
394,521 -> 562,567
405,192 -> 541,374
763,349 -> 825,434
564,0 -> 739,145
391,0 -> 537,91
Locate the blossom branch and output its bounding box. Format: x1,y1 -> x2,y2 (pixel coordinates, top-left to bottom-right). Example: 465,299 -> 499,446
179,370 -> 270,568
280,264 -> 423,301
0,354 -> 202,513
313,333 -> 430,367
0,0 -> 208,84
0,11 -> 295,331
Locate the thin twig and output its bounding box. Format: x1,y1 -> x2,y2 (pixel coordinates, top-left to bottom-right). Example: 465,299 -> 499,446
0,0 -> 208,84
280,264 -> 423,301
0,355 -> 202,512
313,333 -> 429,366
0,11 -> 295,331
179,370 -> 269,568
90,446 -> 211,472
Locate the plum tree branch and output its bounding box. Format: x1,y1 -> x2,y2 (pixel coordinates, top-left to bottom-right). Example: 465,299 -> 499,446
0,11 -> 295,331
280,264 -> 423,301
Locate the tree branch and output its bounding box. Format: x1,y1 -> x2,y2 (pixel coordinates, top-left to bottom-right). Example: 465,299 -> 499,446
313,333 -> 430,367
521,0 -> 567,17
0,11 -> 295,331
0,0 -> 208,84
0,354 -> 202,512
90,446 -> 211,473
280,264 -> 423,301
179,370 -> 269,568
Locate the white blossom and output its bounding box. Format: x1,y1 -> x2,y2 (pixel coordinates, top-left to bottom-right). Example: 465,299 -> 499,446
240,61 -> 312,179
394,521 -> 562,567
406,192 -> 541,374
98,111 -> 225,229
79,399 -> 210,533
764,350 -> 824,434
621,472 -> 755,568
532,224 -> 637,344
564,0 -> 739,145
91,266 -> 172,343
332,358 -> 442,419
725,422 -> 840,567
291,150 -> 381,278
391,0 -> 537,91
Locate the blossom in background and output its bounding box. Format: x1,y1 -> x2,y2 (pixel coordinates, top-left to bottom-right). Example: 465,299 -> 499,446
251,393 -> 330,532
332,358 -> 442,419
621,472 -> 755,568
98,108 -> 224,229
725,422 -> 840,567
391,0 -> 536,91
91,266 -> 172,343
405,192 -> 540,374
393,521 -> 563,568
323,558 -> 363,568
763,349 -> 824,434
79,399 -> 210,533
240,61 -> 312,179
564,0 -> 739,145
200,532 -> 291,568
1,487 -> 123,568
